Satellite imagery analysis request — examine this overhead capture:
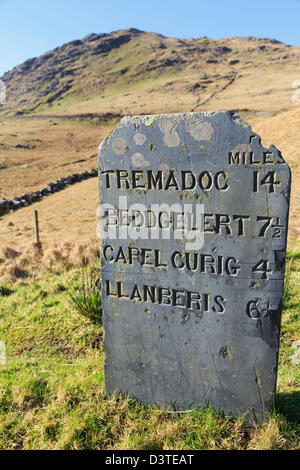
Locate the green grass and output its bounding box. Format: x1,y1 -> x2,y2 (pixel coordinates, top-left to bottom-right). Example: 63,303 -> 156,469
67,264 -> 102,325
0,248 -> 299,450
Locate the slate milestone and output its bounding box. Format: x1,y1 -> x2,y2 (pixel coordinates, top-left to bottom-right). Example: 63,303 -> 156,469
98,111 -> 291,419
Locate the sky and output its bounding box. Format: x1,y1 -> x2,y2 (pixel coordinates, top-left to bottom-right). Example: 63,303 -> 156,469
1,0 -> 300,76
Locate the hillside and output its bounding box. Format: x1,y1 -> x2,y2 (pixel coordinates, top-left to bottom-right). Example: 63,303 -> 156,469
0,28 -> 300,280
2,28 -> 300,117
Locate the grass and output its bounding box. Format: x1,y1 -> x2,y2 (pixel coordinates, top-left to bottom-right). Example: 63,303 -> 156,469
0,246 -> 299,450
67,263 -> 102,324
0,117 -> 112,200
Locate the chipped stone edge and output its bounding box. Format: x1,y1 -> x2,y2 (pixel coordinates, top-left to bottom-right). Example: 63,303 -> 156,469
99,111 -> 291,170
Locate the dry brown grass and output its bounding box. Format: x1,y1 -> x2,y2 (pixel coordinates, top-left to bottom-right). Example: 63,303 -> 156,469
0,237 -> 100,282
247,419 -> 287,450
0,177 -> 101,282
1,246 -> 21,259
0,118 -> 112,199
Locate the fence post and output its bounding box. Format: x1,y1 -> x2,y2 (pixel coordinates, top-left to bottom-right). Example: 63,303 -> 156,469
34,210 -> 40,246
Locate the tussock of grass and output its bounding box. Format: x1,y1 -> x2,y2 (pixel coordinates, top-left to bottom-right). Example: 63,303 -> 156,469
0,239 -> 100,283
1,247 -> 22,260
0,247 -> 299,450
67,263 -> 102,324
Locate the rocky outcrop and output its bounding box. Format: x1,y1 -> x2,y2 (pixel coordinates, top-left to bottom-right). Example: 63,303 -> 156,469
0,28 -> 144,113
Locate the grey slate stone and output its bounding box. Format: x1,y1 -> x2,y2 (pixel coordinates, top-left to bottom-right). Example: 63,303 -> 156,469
98,111 -> 291,420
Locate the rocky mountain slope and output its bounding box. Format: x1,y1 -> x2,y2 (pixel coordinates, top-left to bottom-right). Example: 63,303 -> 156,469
1,28 -> 300,117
